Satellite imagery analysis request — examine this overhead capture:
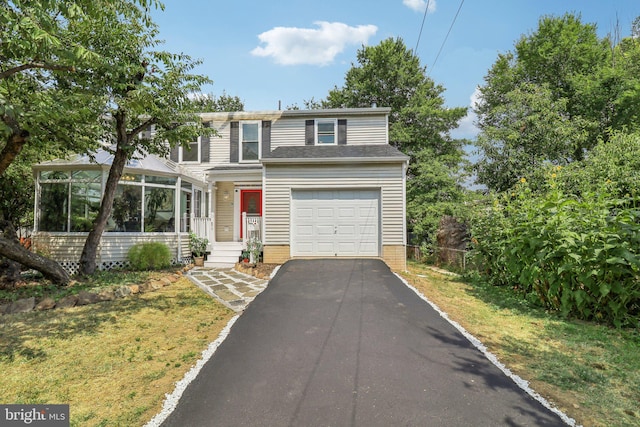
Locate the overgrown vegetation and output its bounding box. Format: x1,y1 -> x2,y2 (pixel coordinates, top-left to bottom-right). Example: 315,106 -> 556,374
127,242 -> 172,270
470,133 -> 640,327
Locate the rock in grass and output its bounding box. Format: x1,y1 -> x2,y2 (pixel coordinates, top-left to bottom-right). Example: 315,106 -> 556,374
35,297 -> 56,311
138,283 -> 152,293
56,295 -> 78,309
7,297 -> 35,314
97,290 -> 115,302
115,286 -> 131,298
77,291 -> 100,306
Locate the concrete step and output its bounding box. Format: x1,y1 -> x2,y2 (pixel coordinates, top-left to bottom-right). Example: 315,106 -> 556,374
207,242 -> 244,265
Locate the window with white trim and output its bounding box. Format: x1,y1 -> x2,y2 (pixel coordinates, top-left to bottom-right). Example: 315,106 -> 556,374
316,119 -> 337,145
181,137 -> 200,162
240,122 -> 260,162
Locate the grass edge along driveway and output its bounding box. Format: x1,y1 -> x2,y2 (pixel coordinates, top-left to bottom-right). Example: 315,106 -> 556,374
402,262 -> 640,427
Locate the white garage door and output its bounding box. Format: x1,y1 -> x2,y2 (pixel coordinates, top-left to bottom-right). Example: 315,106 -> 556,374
291,190 -> 380,257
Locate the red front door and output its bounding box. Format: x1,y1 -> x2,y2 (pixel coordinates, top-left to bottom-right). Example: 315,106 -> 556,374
240,189 -> 262,237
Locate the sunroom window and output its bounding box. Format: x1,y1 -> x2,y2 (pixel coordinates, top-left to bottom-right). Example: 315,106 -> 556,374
38,170 -> 179,233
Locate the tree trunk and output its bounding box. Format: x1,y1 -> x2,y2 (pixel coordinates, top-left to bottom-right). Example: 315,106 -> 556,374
0,123 -> 29,177
0,220 -> 22,287
78,110 -> 131,276
0,237 -> 69,285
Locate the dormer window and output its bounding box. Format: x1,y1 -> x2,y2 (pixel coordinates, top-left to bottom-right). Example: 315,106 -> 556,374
316,119 -> 337,145
240,122 -> 260,162
306,119 -> 346,146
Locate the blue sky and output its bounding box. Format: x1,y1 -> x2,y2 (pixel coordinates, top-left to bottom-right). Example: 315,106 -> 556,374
151,0 -> 640,139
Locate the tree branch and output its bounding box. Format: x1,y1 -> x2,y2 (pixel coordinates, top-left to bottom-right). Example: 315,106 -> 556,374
0,62 -> 75,80
129,117 -> 157,140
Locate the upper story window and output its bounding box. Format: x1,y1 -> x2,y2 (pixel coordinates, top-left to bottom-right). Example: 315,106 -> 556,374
316,119 -> 337,145
306,118 -> 345,146
240,122 -> 260,162
181,137 -> 200,163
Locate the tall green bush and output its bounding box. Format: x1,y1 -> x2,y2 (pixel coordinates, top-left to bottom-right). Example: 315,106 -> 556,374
471,172 -> 640,327
127,242 -> 172,271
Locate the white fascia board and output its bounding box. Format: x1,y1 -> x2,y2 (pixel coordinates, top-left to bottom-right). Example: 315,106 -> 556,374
260,156 -> 408,165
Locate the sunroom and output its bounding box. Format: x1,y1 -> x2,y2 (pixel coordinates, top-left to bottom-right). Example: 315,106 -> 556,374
31,149 -> 211,274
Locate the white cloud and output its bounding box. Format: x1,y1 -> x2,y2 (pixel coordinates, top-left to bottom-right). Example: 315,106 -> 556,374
452,87 -> 482,139
403,0 -> 436,13
251,21 -> 377,66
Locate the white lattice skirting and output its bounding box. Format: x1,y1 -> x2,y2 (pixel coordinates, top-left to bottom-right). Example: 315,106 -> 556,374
58,258 -> 183,275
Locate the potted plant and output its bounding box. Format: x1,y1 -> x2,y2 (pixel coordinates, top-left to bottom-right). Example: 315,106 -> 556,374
247,236 -> 262,264
189,232 -> 209,267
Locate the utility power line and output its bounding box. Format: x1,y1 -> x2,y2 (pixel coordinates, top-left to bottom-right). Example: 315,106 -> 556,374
430,0 -> 465,74
414,0 -> 432,53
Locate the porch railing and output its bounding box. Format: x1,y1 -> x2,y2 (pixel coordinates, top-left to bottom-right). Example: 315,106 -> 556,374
242,212 -> 262,247
191,216 -> 214,244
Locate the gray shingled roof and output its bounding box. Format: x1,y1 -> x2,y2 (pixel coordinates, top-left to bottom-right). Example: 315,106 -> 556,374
262,144 -> 409,162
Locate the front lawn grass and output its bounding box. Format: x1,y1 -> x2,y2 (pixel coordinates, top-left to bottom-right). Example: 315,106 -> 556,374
402,262 -> 640,427
0,275 -> 234,426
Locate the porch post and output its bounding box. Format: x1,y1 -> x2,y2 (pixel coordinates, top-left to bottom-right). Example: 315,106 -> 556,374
176,176 -> 182,262
210,181 -> 216,243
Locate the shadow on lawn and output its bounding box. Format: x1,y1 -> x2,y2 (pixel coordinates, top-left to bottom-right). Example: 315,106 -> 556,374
0,285 -> 209,363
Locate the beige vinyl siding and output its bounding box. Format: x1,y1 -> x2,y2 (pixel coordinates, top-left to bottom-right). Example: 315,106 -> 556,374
197,115 -> 388,167
270,119 -> 305,149
270,116 -> 387,149
264,163 -> 405,246
339,116 -> 388,145
210,121 -> 231,165
215,181 -> 235,241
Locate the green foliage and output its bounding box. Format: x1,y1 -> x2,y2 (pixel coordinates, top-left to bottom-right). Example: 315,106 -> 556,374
322,37 -> 469,245
191,92 -> 244,112
127,242 -> 172,271
188,233 -> 208,257
474,13 -> 640,192
559,131 -> 640,200
471,172 -> 640,327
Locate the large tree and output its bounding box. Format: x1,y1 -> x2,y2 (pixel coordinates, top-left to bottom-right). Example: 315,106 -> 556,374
322,37 -> 468,246
0,0 -> 214,282
75,2 -> 214,275
0,0 -> 135,284
474,13 -> 640,192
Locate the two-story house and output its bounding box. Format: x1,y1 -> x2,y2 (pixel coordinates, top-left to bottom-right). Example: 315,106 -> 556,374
31,107 -> 409,272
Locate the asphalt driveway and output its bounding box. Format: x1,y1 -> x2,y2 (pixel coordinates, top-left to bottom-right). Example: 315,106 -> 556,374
161,259 -> 568,426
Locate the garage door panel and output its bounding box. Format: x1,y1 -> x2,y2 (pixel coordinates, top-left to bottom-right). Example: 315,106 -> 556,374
296,224 -> 314,237
317,208 -> 335,219
292,190 -> 379,257
316,225 -> 335,236
359,224 -> 377,236
337,207 -> 356,218
297,208 -> 313,219
337,224 -> 356,236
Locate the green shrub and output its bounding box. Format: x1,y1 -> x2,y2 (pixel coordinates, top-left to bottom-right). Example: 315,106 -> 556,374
471,172 -> 640,327
127,242 -> 172,271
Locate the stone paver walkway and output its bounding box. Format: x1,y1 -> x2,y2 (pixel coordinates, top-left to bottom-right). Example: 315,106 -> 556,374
187,267 -> 269,311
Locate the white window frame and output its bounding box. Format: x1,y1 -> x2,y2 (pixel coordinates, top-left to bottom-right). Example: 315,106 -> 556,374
240,121 -> 261,163
315,118 -> 337,145
180,137 -> 201,163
